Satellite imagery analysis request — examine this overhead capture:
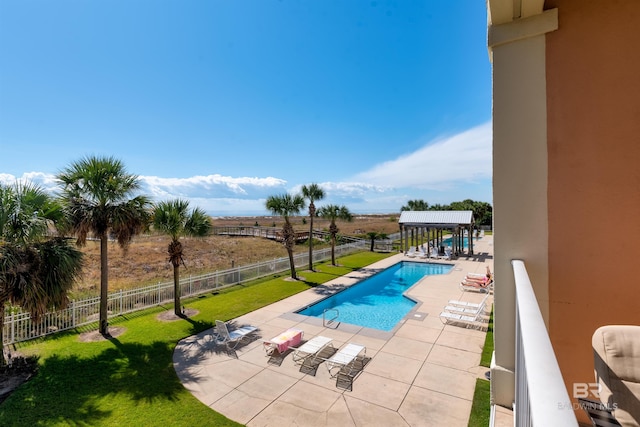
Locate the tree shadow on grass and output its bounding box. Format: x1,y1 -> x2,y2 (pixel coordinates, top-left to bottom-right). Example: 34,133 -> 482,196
0,339 -> 197,426
306,283 -> 350,296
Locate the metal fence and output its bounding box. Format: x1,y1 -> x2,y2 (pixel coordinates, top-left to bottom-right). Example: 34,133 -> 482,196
2,240 -> 370,345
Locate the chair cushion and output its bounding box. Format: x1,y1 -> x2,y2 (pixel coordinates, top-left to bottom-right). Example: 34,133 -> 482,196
593,325 -> 640,426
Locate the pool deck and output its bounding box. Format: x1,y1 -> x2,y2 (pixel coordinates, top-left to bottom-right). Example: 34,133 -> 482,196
173,236 -> 510,426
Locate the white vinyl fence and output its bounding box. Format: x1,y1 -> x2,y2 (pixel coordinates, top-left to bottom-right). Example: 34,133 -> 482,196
3,241 -> 368,345
3,241 -> 369,345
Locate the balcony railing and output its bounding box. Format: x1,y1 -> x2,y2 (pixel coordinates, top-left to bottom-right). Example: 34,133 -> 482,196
512,260 -> 578,426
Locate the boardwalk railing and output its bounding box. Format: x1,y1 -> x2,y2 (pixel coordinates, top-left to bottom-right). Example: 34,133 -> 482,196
212,226 -> 367,244
2,240 -> 369,346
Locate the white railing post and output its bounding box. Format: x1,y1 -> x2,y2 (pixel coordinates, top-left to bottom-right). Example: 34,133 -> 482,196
11,311 -> 15,344
511,260 -> 578,426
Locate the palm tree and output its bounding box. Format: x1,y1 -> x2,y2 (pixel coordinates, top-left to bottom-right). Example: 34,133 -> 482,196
265,193 -> 305,280
301,183 -> 325,271
366,231 -> 388,252
318,204 -> 353,266
0,182 -> 83,365
401,199 -> 429,211
57,156 -> 150,336
152,199 -> 211,316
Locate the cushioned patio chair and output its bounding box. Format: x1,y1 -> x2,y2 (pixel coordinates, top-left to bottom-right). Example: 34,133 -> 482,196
578,397 -> 622,427
405,246 -> 417,257
214,320 -> 258,350
591,325 -> 640,426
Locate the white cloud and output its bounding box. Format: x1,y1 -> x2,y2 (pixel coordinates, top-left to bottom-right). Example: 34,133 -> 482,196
0,172 -> 59,193
353,121 -> 492,190
139,174 -> 287,200
1,124 -> 492,215
291,181 -> 388,198
284,122 -> 493,213
184,197 -> 270,217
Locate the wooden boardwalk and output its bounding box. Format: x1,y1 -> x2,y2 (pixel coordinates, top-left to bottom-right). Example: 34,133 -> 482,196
212,226 -> 310,242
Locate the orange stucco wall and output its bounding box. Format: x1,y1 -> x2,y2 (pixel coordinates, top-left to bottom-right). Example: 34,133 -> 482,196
545,0 -> 640,414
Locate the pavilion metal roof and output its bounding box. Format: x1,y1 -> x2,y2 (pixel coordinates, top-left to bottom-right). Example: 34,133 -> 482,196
398,210 -> 474,227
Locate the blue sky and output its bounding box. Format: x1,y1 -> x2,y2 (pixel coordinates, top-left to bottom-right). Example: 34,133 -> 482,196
0,0 -> 492,216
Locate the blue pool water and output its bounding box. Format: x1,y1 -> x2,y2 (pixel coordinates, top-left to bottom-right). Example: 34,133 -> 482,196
442,236 -> 473,247
297,261 -> 453,331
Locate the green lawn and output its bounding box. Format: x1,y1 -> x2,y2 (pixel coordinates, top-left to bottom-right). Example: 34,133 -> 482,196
468,379 -> 491,426
0,251 -> 392,427
468,306 -> 494,426
480,308 -> 494,367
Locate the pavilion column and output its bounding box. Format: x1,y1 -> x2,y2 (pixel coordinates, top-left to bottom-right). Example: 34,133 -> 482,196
405,226 -> 410,252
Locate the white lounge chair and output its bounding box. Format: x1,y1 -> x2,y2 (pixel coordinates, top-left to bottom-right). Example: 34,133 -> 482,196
214,320 -> 258,350
447,293 -> 491,311
405,246 -> 417,257
460,268 -> 493,293
460,278 -> 493,293
429,246 -> 439,259
291,335 -> 334,365
444,295 -> 489,316
440,298 -> 488,326
439,247 -> 452,260
325,343 -> 366,378
417,246 -> 428,258
439,308 -> 488,328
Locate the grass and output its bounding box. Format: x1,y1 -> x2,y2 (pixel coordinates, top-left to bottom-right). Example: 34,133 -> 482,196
1,251 -> 392,427
480,308 -> 494,367
72,214 -> 401,295
468,306 -> 494,426
468,379 -> 491,426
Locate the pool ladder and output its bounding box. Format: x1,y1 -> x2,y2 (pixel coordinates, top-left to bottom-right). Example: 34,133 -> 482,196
323,308 -> 339,327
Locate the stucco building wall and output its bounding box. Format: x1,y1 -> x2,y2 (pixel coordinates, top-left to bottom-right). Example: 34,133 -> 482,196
545,0 -> 640,410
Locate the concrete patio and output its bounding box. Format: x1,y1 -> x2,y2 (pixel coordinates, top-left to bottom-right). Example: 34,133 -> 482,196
174,236 -> 500,426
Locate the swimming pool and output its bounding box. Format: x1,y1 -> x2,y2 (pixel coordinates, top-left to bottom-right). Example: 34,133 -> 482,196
441,235 -> 476,248
297,261 -> 453,331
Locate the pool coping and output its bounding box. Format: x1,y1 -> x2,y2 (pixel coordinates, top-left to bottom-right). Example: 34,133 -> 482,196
285,258 -> 459,339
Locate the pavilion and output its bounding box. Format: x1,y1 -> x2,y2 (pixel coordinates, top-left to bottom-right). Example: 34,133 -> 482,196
398,210 -> 475,256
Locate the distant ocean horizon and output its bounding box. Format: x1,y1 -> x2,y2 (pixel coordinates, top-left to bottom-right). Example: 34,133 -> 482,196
208,209 -> 399,219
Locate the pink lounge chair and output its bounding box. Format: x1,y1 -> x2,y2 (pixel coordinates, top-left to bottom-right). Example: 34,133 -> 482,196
263,328 -> 304,357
